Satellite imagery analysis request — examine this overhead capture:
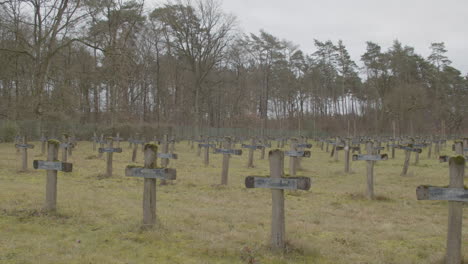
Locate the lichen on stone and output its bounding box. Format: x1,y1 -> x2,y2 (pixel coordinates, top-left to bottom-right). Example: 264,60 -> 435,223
144,143 -> 158,153
450,155 -> 466,166
47,139 -> 60,146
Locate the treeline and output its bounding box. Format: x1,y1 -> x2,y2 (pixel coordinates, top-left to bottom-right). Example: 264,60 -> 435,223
0,0 -> 466,136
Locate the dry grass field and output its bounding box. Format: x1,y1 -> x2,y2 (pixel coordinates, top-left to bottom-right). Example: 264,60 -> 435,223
0,141 -> 467,264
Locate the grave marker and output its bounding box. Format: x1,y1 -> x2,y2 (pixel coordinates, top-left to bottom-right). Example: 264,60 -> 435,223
128,136 -> 133,149
98,134 -> 104,158
296,136 -> 310,170
14,134 -> 21,153
297,143 -> 313,149
33,140 -> 73,211
399,144 -> 422,176
352,141 -> 388,199
99,138 -> 122,177
113,132 -> 124,148
159,135 -> 178,185
213,137 -> 242,185
257,140 -> 271,160
131,139 -> 145,162
190,137 -> 195,150
242,138 -> 258,168
67,134 -> 74,157
434,139 -> 441,158
92,132 -> 97,151
60,134 -> 70,162
331,140 -> 344,162
15,136 -> 34,171
244,150 -> 311,250
416,155 -> 466,264
196,135 -> 204,157
453,141 -> 464,156
390,142 -> 398,159
427,140 -> 432,159
373,145 -> 384,154
344,139 -> 351,173
125,144 -> 176,228
169,136 -> 176,152
199,143 -> 216,166
285,138 -> 311,176
40,132 -> 47,155
413,143 -> 426,165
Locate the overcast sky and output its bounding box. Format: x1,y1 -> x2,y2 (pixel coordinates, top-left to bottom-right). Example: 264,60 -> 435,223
220,0 -> 468,75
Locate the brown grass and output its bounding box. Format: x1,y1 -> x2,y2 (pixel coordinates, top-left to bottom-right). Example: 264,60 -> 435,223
0,141 -> 466,263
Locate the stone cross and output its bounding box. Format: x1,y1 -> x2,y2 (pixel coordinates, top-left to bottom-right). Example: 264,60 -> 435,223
213,137 -> 242,185
125,144 -> 176,228
245,150 -> 311,251
33,140 -> 73,211
398,144 -> 422,176
99,137 -> 122,177
353,141 -> 388,199
198,142 -> 216,166
158,134 -> 178,185
416,155 -> 467,264
285,139 -> 311,176
15,136 -> 34,171
242,139 -> 261,168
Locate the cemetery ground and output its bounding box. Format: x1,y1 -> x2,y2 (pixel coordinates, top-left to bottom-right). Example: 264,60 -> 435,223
0,141 -> 467,264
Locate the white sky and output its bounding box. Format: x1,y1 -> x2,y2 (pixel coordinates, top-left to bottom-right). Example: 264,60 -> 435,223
219,0 -> 468,75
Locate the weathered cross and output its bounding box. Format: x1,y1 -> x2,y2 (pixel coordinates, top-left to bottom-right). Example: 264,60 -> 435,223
189,136 -> 195,150
398,144 -> 422,176
325,139 -> 334,153
352,141 -> 388,199
33,140 -> 73,211
40,132 -> 47,155
343,139 -> 352,173
60,134 -> 73,162
158,134 -> 178,185
14,134 -> 21,153
285,138 -> 311,176
198,142 -> 216,166
331,140 -> 345,162
389,142 -> 399,159
328,138 -> 341,158
15,136 -> 34,171
169,136 -> 176,152
257,140 -> 271,160
245,150 -> 311,251
92,131 -> 98,151
242,139 -> 261,168
213,136 -> 242,185
412,143 -> 427,165
128,136 -> 134,149
350,141 -> 361,154
125,144 -> 176,228
416,154 -> 467,264
130,138 -> 146,162
425,140 -> 433,159
97,134 -> 105,158
113,132 -> 124,148
99,137 -> 122,177
195,135 -> 205,156
295,136 -> 312,170
276,138 -> 286,148
373,143 -> 385,154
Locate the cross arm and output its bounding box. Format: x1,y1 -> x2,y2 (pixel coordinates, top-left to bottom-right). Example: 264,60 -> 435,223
416,186 -> 468,202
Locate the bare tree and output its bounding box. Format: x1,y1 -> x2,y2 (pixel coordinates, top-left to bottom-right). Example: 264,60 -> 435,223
1,0 -> 86,122
151,0 -> 236,134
